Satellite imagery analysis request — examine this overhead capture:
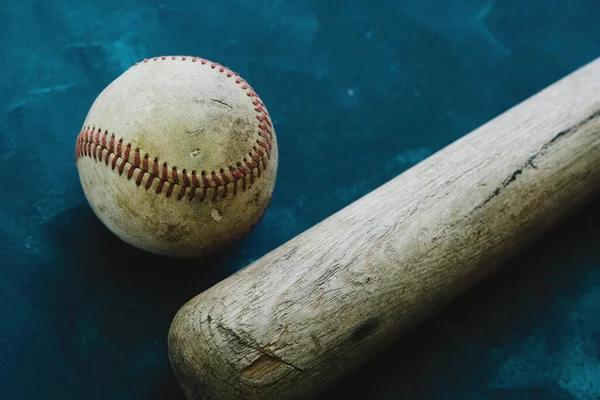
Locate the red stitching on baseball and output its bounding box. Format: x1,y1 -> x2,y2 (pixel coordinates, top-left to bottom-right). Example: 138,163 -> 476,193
124,144 -> 131,162
198,186 -> 207,202
145,175 -> 155,190
237,164 -> 248,191
211,172 -> 222,187
75,55 -> 274,202
177,186 -> 186,200
220,170 -> 230,186
133,149 -> 141,168
250,152 -> 261,164
182,170 -> 191,187
191,171 -> 200,188
136,171 -> 144,186
188,187 -> 197,201
201,171 -> 211,188
257,140 -> 269,153
156,179 -> 165,194
227,169 -> 237,196
166,182 -> 175,198
127,165 -> 135,180
118,159 -> 126,175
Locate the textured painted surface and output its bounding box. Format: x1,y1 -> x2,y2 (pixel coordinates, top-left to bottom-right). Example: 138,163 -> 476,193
0,0 -> 599,399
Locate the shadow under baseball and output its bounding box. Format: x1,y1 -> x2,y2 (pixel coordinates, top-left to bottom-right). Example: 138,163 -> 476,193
37,204 -> 241,400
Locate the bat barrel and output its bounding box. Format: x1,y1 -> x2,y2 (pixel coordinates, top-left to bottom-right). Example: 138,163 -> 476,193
168,58 -> 600,400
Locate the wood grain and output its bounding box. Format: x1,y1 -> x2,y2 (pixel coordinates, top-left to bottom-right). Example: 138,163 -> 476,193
168,57 -> 600,399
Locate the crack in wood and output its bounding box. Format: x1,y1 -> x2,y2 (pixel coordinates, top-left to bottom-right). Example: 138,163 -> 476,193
477,109 -> 600,210
216,322 -> 305,373
549,110 -> 600,144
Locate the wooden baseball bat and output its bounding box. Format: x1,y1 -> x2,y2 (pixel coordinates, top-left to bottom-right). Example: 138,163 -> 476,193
168,57 -> 600,399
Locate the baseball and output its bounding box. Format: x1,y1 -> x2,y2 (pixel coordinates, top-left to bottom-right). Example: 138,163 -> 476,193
75,56 -> 278,258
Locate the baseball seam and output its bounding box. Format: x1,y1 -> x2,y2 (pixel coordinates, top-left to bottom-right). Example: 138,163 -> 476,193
75,56 -> 274,202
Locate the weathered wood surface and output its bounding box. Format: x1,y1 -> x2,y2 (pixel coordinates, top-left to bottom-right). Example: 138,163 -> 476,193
168,58 -> 600,399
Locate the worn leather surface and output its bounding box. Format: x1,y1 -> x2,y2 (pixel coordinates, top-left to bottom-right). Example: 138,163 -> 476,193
76,57 -> 277,257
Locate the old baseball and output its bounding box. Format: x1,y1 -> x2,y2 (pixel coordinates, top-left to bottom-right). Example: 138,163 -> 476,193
75,56 -> 278,258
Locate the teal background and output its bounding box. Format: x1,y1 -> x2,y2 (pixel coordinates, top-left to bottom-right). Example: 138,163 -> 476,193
1,0 -> 600,399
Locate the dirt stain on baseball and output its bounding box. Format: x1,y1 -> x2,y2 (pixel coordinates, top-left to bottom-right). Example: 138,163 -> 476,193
247,191 -> 262,207
221,117 -> 255,161
115,193 -> 140,219
159,223 -> 190,243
